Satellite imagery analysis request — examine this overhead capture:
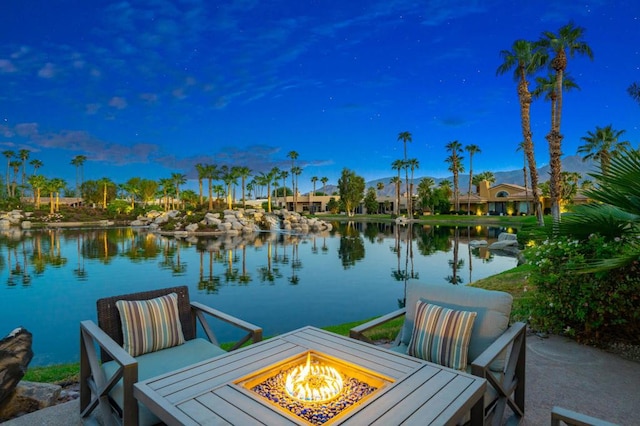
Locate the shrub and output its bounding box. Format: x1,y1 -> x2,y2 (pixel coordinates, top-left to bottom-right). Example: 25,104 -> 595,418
524,234 -> 640,344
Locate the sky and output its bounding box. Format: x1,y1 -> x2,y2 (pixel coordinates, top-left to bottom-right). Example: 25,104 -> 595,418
1,0 -> 639,194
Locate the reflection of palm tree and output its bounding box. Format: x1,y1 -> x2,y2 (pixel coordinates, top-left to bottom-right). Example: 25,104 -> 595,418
446,227 -> 464,284
239,245 -> 251,284
73,232 -> 88,280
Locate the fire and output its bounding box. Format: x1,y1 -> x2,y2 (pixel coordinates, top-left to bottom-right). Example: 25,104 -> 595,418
285,353 -> 344,403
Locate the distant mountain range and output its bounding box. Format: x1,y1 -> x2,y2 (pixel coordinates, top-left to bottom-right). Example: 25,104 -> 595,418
317,155 -> 597,197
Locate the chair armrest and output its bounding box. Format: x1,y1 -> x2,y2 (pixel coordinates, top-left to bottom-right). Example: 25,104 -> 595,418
190,301 -> 263,350
349,308 -> 406,344
551,406 -> 619,426
471,321 -> 526,371
80,320 -> 139,425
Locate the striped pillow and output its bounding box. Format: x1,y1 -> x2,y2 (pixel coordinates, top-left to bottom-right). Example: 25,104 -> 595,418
116,293 -> 185,357
407,300 -> 477,370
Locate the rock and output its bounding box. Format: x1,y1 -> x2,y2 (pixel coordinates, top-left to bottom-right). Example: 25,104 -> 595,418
20,221 -> 31,230
185,223 -> 199,232
0,220 -> 10,229
0,381 -> 61,421
130,219 -> 148,226
0,328 -> 33,404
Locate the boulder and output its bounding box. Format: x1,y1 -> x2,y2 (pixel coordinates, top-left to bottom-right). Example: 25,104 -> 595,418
0,381 -> 61,421
20,221 -> 31,230
185,223 -> 199,232
0,220 -> 11,229
0,328 -> 33,405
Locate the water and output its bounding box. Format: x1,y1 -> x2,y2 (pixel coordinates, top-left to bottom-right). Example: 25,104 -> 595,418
0,222 -> 518,366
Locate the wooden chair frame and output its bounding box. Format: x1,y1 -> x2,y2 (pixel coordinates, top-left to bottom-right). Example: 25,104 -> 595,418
551,406 -> 619,426
79,286 -> 262,426
350,308 -> 526,426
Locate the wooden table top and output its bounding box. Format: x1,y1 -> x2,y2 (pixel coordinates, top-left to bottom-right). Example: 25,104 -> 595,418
134,326 -> 486,425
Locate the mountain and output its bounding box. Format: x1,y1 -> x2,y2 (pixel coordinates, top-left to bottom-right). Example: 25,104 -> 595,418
318,155 -> 597,197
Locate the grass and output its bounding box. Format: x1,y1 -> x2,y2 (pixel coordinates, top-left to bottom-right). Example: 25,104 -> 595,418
317,213 -> 536,227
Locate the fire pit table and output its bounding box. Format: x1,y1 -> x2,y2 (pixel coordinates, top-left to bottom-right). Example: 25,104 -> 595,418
134,326 -> 486,425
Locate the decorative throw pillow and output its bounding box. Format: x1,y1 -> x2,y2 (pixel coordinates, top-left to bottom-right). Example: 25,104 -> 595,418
407,300 -> 477,370
116,292 -> 185,357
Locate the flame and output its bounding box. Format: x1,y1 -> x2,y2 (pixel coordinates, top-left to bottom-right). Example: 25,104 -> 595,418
285,353 -> 344,403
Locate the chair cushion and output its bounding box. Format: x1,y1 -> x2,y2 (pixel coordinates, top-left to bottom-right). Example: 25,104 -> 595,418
102,338 -> 227,426
116,292 -> 185,357
401,282 -> 512,365
407,301 -> 477,370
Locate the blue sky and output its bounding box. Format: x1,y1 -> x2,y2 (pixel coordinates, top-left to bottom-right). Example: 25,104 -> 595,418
1,0 -> 638,193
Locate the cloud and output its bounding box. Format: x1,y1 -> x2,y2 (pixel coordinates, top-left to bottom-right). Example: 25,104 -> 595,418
108,96 -> 128,109
0,59 -> 17,73
37,62 -> 57,78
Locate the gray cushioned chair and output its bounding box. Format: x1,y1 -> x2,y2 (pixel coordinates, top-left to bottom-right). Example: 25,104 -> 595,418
80,286 -> 262,426
350,281 -> 526,425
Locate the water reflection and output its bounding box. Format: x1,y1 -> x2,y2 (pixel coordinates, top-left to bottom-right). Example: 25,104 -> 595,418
0,223 -> 517,365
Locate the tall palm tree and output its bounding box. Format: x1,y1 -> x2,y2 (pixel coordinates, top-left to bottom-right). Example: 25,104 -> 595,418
236,166 -> 252,209
310,176 -> 318,212
97,177 -> 113,209
407,158 -> 419,216
578,125 -> 630,175
9,160 -> 21,197
417,177 -> 434,213
539,22 -> 594,222
158,178 -> 173,211
29,159 -> 43,175
320,177 -> 328,194
71,155 -> 87,197
497,39 -> 546,225
291,166 -> 302,212
279,170 -> 289,207
194,163 -> 208,205
28,175 -> 47,208
171,172 -> 187,210
18,149 -> 30,191
204,164 -> 218,211
3,150 -> 14,196
390,176 -> 401,216
287,151 -> 299,210
397,131 -> 413,216
445,141 -> 464,212
49,178 -> 66,212
391,159 -> 404,214
464,144 -> 481,215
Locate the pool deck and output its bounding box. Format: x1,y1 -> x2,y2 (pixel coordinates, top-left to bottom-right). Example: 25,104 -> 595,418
2,332 -> 638,425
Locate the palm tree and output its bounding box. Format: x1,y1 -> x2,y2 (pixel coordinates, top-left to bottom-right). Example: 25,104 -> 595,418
310,176 -> 318,212
3,150 -> 14,196
287,151 -> 299,210
539,22 -> 594,222
71,155 -> 87,197
49,178 -> 66,212
28,175 -> 47,208
376,181 -> 385,193
291,166 -> 302,212
235,166 -> 252,209
497,39 -> 546,225
194,163 -> 208,205
578,125 -> 630,175
464,144 -> 481,215
9,160 -> 21,197
320,177 -> 328,194
407,158 -> 419,216
390,176 -> 401,216
29,159 -> 43,175
445,141 -> 464,212
279,170 -> 289,207
397,131 -> 412,216
171,172 -> 187,210
219,166 -> 236,210
391,159 -> 404,214
417,177 -> 434,213
204,164 -> 218,211
18,149 -> 30,192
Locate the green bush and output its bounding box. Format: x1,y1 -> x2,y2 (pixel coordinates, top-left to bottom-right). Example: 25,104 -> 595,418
524,234 -> 640,344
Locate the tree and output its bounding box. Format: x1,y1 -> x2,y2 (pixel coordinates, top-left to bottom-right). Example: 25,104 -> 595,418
320,177 -> 328,193
291,166 -> 302,212
97,177 -> 115,208
578,125 -> 630,175
204,164 -> 218,211
364,187 -> 379,214
472,171 -> 495,192
391,159 -> 404,214
416,177 -> 434,213
464,144 -> 481,215
18,149 -> 30,192
71,155 -> 87,196
195,163 -> 208,205
445,141 -> 464,212
628,82 -> 640,105
158,178 -> 173,211
171,172 -> 187,210
287,151 -> 299,210
219,166 -> 236,210
497,39 -> 546,225
397,131 -> 413,216
236,166 -> 252,209
516,142 -> 530,214
139,179 -> 158,206
123,177 -> 141,209
337,168 -> 365,217
9,160 -> 21,197
406,158 -> 419,217
2,150 -> 14,196
390,176 -> 401,216
538,22 -> 594,223
49,178 -> 66,212
279,170 -> 289,207
29,159 -> 43,175
28,175 -> 47,209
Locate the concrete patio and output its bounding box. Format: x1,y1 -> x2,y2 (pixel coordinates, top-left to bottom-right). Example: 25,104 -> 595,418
2,333 -> 638,425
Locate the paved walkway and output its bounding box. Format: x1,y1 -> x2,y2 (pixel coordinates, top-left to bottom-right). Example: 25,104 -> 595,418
2,333 -> 638,425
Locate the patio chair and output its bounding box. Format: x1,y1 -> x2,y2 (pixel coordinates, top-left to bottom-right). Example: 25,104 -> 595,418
551,406 -> 619,426
350,281 -> 526,425
79,285 -> 262,426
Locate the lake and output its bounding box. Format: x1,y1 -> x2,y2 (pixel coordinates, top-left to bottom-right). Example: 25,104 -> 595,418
0,221 -> 518,366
